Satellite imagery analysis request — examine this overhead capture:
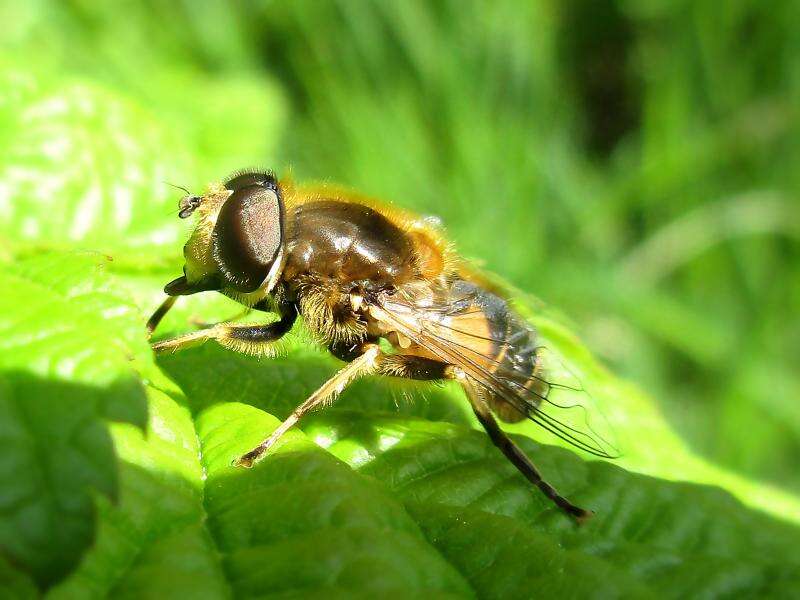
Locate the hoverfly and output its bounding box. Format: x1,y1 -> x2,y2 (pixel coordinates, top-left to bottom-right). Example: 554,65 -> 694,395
147,170 -> 615,521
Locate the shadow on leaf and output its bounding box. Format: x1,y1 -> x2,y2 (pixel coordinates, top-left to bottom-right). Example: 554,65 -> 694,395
0,370 -> 147,590
156,343 -> 473,425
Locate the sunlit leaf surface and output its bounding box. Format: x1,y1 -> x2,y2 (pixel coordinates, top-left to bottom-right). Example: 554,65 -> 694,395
1,3 -> 798,597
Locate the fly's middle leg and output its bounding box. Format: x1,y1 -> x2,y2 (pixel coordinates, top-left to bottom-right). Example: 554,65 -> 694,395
151,306 -> 297,356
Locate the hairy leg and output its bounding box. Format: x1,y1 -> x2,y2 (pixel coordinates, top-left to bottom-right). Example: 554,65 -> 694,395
151,306 -> 297,356
336,350 -> 591,521
234,344 -> 383,467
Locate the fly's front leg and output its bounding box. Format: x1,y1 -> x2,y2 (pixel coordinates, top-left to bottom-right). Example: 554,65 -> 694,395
151,305 -> 297,356
234,343 -> 383,467
147,296 -> 178,337
146,275 -> 223,337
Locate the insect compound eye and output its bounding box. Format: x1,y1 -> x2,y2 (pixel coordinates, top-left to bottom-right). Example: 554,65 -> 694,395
224,170 -> 278,193
212,184 -> 283,292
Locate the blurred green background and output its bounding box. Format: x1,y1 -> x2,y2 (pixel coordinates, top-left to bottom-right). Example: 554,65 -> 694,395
1,0 -> 798,501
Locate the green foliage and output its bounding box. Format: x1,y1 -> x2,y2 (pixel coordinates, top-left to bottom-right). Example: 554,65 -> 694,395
0,1 -> 799,597
0,253 -> 149,586
246,0 -> 800,495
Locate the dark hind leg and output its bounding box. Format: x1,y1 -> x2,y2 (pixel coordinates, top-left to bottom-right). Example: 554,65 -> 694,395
329,350 -> 590,520
451,367 -> 592,522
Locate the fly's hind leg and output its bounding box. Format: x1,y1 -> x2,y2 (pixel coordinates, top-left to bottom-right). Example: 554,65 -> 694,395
451,367 -> 592,523
341,352 -> 591,521
375,353 -> 451,381
234,343 -> 383,467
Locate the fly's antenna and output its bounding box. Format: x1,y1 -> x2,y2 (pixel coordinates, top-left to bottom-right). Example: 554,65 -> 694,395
164,181 -> 193,196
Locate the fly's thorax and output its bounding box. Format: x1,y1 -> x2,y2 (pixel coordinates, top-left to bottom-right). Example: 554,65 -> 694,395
283,199 -> 419,286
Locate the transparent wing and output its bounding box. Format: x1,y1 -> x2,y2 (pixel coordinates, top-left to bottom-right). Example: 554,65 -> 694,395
369,283 -> 619,458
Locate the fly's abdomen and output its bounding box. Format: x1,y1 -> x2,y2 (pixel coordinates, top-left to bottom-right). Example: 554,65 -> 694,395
434,281 -> 545,423
493,309 -> 546,422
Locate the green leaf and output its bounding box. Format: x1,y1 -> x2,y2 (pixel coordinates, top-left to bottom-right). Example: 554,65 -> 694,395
150,322 -> 800,596
0,253 -> 149,587
46,385 -> 226,600
2,253 -> 799,597
0,12 -> 798,596
337,414 -> 800,597
0,70 -> 191,255
0,62 -> 284,261
49,395 -> 472,598
44,339 -> 800,597
0,554 -> 38,600
197,403 -> 471,597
